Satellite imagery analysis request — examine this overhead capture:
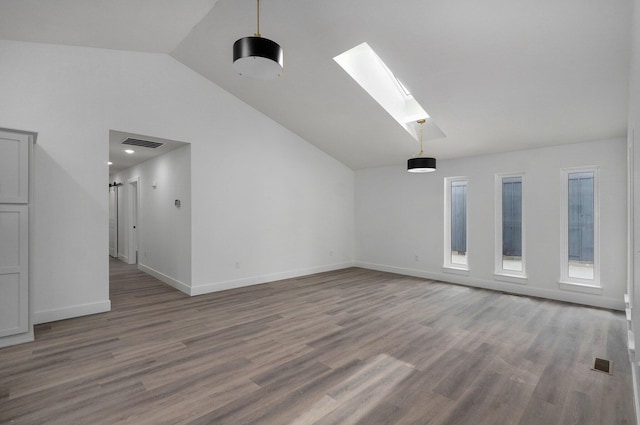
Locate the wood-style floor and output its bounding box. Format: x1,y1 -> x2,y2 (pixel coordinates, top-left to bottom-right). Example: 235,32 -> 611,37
0,258 -> 634,424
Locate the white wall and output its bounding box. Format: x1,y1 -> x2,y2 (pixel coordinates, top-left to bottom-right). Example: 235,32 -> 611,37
356,139 -> 627,310
630,0 -> 640,337
0,40 -> 354,322
627,0 -> 640,420
189,124 -> 354,295
110,145 -> 192,292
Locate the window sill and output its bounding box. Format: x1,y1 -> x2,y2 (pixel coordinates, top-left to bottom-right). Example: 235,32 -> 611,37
558,280 -> 602,295
442,266 -> 469,276
494,273 -> 527,285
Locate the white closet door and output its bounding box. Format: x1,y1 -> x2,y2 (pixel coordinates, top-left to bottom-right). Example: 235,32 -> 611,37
109,186 -> 118,257
0,205 -> 28,337
0,130 -> 29,203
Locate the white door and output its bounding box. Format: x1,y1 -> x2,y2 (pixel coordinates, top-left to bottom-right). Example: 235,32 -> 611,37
128,179 -> 139,264
109,186 -> 118,257
0,130 -> 33,347
0,205 -> 28,337
0,130 -> 32,347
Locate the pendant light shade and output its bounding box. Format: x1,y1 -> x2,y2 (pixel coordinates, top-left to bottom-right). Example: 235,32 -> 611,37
407,119 -> 437,173
407,156 -> 436,173
233,36 -> 283,80
233,0 -> 283,80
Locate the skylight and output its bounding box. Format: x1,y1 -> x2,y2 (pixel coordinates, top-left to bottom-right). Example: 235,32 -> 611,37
334,42 -> 429,138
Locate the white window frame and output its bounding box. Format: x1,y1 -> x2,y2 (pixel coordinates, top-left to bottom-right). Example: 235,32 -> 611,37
559,166 -> 601,293
443,176 -> 469,273
494,172 -> 527,283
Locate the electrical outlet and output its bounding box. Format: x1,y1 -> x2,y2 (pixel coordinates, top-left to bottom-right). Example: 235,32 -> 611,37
414,255 -> 419,262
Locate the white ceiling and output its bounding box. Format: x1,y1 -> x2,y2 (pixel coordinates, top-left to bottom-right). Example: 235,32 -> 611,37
0,0 -> 632,169
0,0 -> 219,53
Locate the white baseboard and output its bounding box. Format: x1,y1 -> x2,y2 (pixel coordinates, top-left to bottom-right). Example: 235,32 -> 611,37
631,358 -> 640,425
190,262 -> 355,296
355,261 -> 625,311
627,297 -> 640,425
118,253 -> 128,263
34,300 -> 111,324
138,263 -> 191,295
0,329 -> 34,348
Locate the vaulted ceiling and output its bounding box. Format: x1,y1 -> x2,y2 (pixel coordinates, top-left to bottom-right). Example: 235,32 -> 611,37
0,0 -> 632,169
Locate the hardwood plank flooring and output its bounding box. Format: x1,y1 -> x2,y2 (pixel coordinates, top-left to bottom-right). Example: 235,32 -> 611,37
0,258 -> 634,424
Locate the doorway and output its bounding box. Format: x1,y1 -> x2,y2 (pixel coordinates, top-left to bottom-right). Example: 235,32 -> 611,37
107,130 -> 192,296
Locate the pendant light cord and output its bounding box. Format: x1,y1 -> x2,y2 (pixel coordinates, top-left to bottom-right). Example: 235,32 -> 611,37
414,118 -> 426,157
418,120 -> 424,155
255,0 -> 261,37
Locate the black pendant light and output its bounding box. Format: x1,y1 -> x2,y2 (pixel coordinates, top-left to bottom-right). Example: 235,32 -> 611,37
233,0 -> 283,80
407,119 -> 436,173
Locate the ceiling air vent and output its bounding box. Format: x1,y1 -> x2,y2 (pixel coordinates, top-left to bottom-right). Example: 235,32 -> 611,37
122,138 -> 164,149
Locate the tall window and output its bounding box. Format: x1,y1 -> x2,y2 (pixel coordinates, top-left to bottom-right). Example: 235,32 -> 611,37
444,177 -> 468,270
560,167 -> 599,287
495,174 -> 525,278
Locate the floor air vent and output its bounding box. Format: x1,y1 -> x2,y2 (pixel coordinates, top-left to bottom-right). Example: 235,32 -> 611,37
122,138 -> 164,149
592,357 -> 612,374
